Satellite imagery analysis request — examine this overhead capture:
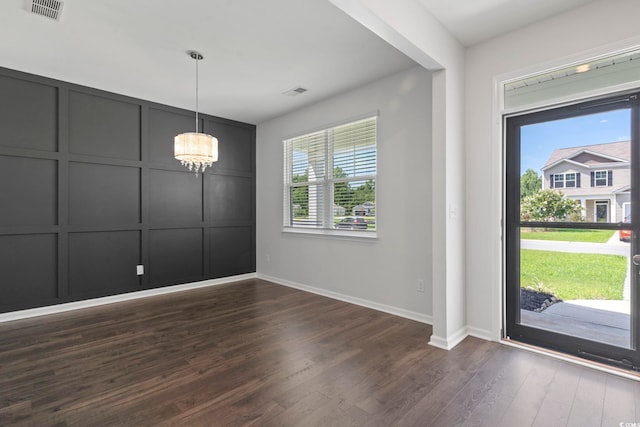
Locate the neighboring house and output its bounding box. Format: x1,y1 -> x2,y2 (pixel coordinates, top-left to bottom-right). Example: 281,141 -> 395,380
542,141 -> 630,222
333,204 -> 346,216
352,201 -> 375,216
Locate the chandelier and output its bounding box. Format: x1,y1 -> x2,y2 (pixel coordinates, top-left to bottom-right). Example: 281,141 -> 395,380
174,51 -> 218,175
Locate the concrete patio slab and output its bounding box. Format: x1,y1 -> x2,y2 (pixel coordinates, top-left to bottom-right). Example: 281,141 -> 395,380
520,302 -> 630,348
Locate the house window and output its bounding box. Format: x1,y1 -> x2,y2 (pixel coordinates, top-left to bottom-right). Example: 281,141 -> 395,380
593,170 -> 610,186
553,174 -> 565,188
283,116 -> 377,232
565,173 -> 576,188
550,172 -> 580,189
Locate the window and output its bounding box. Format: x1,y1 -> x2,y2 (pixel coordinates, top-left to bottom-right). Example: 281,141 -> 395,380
593,170 -> 611,187
283,116 -> 377,232
550,172 -> 579,189
553,173 -> 564,188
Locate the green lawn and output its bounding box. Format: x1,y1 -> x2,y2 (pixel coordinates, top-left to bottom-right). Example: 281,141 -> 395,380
521,229 -> 615,243
520,249 -> 626,300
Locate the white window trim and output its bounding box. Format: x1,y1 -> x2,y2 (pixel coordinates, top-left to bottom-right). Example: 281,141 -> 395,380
565,172 -> 576,188
553,173 -> 565,188
594,169 -> 608,187
552,172 -> 579,189
282,115 -> 378,238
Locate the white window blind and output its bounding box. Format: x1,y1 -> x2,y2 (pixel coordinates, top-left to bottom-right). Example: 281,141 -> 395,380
283,116 -> 377,232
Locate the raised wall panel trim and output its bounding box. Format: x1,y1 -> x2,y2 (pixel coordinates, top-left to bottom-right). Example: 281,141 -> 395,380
0,273 -> 257,323
0,65 -> 255,313
257,273 -> 433,325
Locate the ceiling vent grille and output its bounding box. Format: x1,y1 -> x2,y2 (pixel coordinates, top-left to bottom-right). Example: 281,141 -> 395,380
283,87 -> 308,97
29,0 -> 64,21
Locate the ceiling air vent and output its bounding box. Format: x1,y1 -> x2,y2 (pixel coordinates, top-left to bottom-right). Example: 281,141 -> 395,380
283,86 -> 308,97
29,0 -> 64,21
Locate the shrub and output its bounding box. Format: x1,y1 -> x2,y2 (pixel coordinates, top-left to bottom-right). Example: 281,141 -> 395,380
521,189 -> 581,222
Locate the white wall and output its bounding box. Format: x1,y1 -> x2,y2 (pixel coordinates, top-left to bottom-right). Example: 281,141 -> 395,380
330,0 -> 467,349
465,0 -> 640,338
256,65 -> 433,321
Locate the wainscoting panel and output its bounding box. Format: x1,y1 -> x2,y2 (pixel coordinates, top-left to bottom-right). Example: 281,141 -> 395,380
148,169 -> 203,225
68,162 -> 141,226
0,74 -> 57,152
0,156 -> 58,227
68,230 -> 141,299
0,234 -> 58,309
147,107 -> 197,166
68,91 -> 141,161
208,119 -> 254,173
208,175 -> 253,223
149,228 -> 204,286
209,226 -> 253,278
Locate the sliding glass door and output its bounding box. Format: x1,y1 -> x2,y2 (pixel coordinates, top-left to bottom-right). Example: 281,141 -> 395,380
505,93 -> 640,369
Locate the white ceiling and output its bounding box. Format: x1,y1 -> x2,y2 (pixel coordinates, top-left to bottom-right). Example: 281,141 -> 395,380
418,0 -> 597,46
0,0 -> 417,124
0,0 -> 597,125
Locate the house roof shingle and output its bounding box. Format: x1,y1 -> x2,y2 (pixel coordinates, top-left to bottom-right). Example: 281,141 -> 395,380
543,141 -> 630,169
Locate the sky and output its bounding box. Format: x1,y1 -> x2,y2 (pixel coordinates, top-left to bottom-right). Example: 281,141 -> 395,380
520,108 -> 631,175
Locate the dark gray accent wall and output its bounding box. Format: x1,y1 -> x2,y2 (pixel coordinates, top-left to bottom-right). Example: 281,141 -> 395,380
0,67 -> 256,313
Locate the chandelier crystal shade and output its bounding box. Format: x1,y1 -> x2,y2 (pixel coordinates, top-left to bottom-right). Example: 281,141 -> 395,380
174,51 -> 219,175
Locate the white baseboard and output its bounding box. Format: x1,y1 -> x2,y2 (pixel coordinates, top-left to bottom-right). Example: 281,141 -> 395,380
466,326 -> 495,342
2,272 -> 500,353
0,273 -> 258,323
258,273 -> 432,325
428,325 -> 468,350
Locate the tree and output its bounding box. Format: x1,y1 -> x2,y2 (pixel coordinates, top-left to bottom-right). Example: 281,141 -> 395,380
291,170 -> 309,217
521,168 -> 542,200
352,180 -> 375,207
521,189 -> 581,222
333,167 -> 351,211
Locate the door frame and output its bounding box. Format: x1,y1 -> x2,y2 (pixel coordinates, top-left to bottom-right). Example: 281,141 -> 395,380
594,200 -> 610,222
504,92 -> 640,370
624,202 -> 632,221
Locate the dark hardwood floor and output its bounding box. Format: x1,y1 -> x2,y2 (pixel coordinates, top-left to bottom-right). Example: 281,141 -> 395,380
0,278 -> 638,426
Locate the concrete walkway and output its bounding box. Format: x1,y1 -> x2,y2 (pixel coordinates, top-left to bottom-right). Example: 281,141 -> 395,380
520,237 -> 629,256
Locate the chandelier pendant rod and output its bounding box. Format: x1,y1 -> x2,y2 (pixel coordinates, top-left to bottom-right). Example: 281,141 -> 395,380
193,51 -> 201,133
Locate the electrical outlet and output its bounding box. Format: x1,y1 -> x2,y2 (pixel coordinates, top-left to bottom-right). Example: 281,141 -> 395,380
136,265 -> 144,276
266,253 -> 271,262
417,279 -> 424,293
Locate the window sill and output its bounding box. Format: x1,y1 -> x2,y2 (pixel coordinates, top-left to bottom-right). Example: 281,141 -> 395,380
282,226 -> 378,240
